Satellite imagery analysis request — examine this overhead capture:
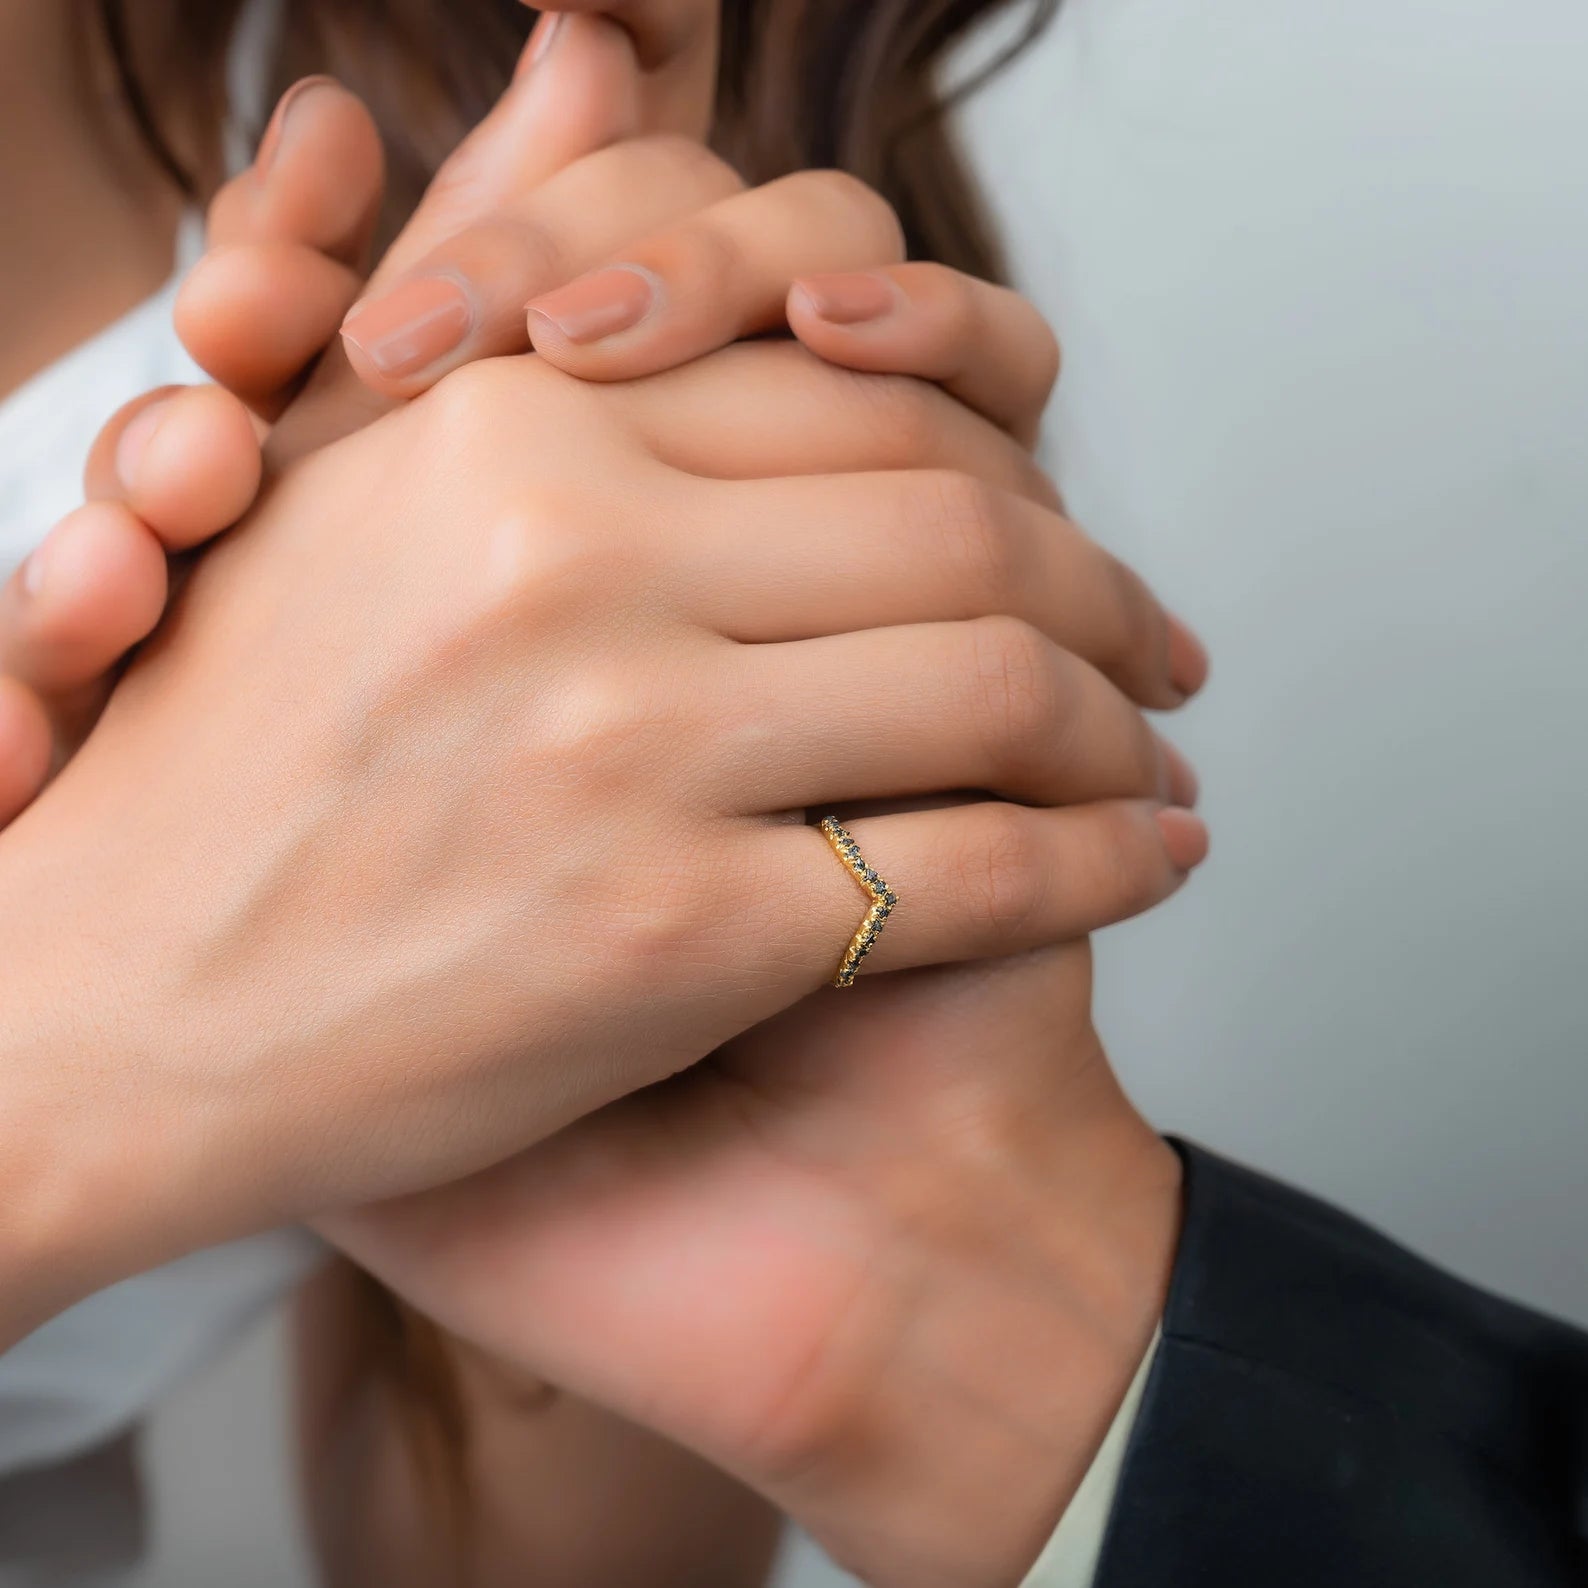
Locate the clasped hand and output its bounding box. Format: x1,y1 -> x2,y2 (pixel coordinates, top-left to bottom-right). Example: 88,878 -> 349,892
0,10 -> 1201,1584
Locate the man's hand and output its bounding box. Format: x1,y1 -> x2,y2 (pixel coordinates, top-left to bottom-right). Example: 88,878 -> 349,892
327,952 -> 1183,1588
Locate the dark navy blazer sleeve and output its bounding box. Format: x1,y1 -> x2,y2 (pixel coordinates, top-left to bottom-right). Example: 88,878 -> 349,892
1093,1141 -> 1588,1587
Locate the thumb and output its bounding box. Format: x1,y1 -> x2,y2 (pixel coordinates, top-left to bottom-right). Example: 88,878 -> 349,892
361,12 -> 645,291
516,0 -> 722,140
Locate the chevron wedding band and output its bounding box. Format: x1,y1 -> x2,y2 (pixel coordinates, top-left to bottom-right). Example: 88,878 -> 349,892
819,817 -> 899,988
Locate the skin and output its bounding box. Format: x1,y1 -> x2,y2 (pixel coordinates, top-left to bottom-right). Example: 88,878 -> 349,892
0,164 -> 1192,1314
0,25 -> 785,1581
0,9 -> 1202,1584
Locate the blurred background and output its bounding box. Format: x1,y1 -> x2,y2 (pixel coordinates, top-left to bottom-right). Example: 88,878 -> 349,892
114,0 -> 1588,1582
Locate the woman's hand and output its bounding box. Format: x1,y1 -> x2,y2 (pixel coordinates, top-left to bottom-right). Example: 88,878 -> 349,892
0,16 -> 1198,814
0,231 -> 1200,1348
0,12 -> 725,812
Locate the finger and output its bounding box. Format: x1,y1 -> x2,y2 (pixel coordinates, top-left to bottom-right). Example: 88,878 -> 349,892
679,472 -> 1200,709
729,618 -> 1190,813
298,22 -> 708,427
205,23 -> 648,424
517,0 -> 720,138
323,0 -> 721,398
764,800 -> 1208,986
789,265 -> 1063,449
612,342 -> 1059,507
206,78 -> 385,265
0,504 -> 168,697
177,243 -> 364,412
84,387 -> 263,550
185,78 -> 383,412
337,143 -> 741,401
524,171 -> 905,379
373,14 -> 645,278
0,678 -> 51,827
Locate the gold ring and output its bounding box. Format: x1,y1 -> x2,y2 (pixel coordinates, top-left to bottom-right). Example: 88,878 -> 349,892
819,817 -> 899,988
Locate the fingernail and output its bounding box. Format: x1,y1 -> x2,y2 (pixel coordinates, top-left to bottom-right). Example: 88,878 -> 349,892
1156,808 -> 1210,872
341,276 -> 475,379
527,266 -> 661,347
792,272 -> 901,327
257,75 -> 341,177
1166,611 -> 1210,698
515,11 -> 566,80
115,398 -> 172,493
1158,739 -> 1201,808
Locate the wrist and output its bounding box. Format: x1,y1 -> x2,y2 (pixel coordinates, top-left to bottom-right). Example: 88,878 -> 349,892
764,1083 -> 1180,1588
0,937 -> 130,1347
0,821 -> 213,1345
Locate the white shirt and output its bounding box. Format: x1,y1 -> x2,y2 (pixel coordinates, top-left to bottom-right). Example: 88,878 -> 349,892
0,230 -> 322,1521
0,231 -> 197,565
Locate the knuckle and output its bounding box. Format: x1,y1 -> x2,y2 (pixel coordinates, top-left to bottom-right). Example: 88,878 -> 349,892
957,805 -> 1047,942
865,373 -> 943,464
477,478 -> 640,619
608,882 -> 712,989
507,215 -> 568,288
476,503 -> 596,613
938,279 -> 984,365
796,170 -> 907,260
534,669 -> 668,792
968,615 -> 1063,764
666,216 -> 742,299
415,372 -> 623,604
426,350 -> 582,441
918,472 -> 1020,607
630,135 -> 744,204
427,138 -> 512,225
446,215 -> 565,296
915,264 -> 979,342
424,355 -> 520,439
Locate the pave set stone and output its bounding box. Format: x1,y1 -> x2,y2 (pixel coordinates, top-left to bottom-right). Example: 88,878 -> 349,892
819,816 -> 900,989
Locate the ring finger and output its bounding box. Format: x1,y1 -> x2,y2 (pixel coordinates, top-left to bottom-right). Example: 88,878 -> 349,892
755,799 -> 1207,989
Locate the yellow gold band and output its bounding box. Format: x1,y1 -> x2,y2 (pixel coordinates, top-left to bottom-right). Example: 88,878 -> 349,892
818,817 -> 899,988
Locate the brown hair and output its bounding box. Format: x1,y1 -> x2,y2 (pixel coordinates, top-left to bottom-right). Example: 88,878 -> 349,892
96,0 -> 1058,281
93,0 -> 1057,1564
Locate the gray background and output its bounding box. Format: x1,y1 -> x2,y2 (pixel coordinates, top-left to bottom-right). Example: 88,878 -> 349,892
133,1 -> 1588,1582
